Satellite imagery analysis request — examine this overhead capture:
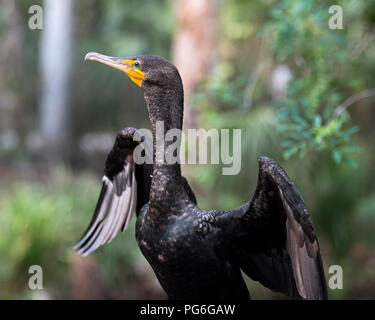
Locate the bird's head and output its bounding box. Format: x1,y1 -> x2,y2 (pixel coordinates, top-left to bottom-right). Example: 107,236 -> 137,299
85,52 -> 181,90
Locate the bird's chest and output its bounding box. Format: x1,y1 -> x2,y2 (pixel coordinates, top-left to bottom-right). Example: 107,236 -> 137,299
135,206 -> 204,270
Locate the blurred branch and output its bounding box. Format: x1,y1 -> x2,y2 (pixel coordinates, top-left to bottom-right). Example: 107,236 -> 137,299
332,88 -> 375,120
241,63 -> 266,109
350,28 -> 375,60
241,39 -> 269,109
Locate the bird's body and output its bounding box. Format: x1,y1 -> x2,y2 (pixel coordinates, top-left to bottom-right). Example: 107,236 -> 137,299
136,199 -> 250,300
74,52 -> 328,300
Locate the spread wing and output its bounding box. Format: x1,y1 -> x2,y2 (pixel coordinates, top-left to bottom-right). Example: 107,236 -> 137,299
74,127 -> 152,256
215,156 -> 327,299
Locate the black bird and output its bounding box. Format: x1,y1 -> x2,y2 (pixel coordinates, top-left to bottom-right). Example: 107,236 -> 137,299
74,52 -> 328,300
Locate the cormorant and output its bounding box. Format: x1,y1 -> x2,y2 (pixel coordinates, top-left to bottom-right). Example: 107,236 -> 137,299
74,52 -> 328,300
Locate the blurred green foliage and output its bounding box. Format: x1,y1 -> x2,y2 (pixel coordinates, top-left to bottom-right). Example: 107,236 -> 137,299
0,0 -> 375,300
0,168 -> 140,299
265,0 -> 367,166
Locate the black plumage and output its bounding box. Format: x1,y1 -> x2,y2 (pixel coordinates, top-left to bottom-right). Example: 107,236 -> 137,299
74,52 -> 328,300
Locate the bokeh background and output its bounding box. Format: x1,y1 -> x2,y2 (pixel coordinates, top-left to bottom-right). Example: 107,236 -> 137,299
0,0 -> 374,299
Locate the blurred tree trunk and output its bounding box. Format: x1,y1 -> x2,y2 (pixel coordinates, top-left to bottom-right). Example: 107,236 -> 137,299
0,0 -> 24,151
39,0 -> 73,159
172,0 -> 218,129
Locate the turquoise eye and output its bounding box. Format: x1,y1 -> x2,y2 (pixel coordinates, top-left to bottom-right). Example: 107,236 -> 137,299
134,61 -> 141,68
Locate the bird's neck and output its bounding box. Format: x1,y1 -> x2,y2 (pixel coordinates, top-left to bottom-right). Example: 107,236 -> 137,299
144,84 -> 185,202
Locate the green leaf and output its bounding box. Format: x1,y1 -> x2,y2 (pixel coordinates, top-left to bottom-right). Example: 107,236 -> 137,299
283,146 -> 298,159
333,150 -> 342,163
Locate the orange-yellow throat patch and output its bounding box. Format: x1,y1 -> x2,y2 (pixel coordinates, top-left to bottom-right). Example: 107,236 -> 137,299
122,59 -> 145,87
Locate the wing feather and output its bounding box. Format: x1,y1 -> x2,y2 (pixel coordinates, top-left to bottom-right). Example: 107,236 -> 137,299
238,156 -> 327,299
214,156 -> 327,299
74,163 -> 137,256
74,127 -> 153,256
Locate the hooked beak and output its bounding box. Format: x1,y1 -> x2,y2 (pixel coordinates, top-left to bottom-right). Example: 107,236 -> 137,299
85,52 -> 145,87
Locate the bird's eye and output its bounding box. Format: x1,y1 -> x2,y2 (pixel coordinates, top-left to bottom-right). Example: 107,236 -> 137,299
134,61 -> 141,68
